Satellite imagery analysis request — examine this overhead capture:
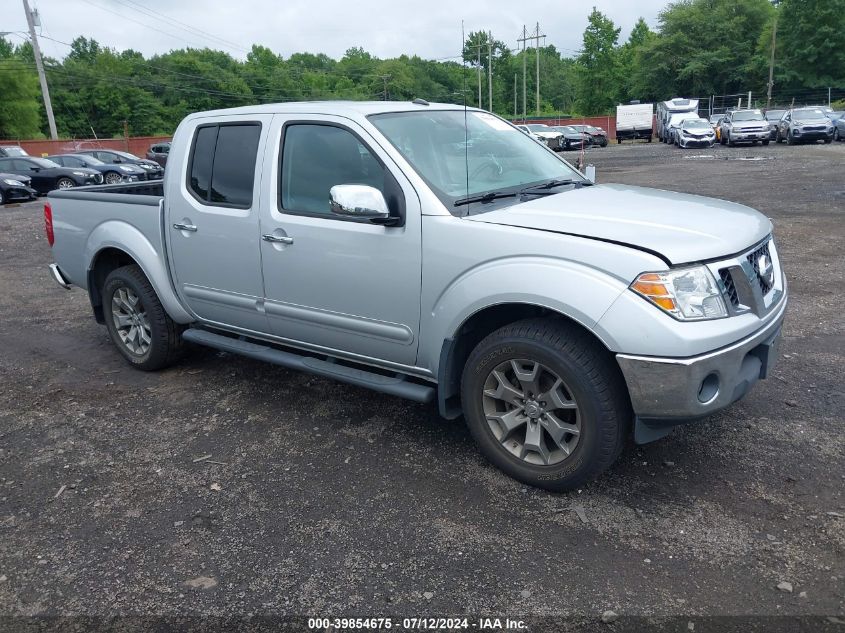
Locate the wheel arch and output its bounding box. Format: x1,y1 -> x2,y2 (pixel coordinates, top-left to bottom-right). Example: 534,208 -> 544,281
436,302 -> 619,420
85,232 -> 193,325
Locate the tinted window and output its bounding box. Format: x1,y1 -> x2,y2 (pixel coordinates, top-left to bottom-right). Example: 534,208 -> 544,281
65,157 -> 82,167
49,157 -> 65,166
281,124 -> 385,216
189,126 -> 217,202
210,125 -> 261,206
95,152 -> 115,163
188,123 -> 261,208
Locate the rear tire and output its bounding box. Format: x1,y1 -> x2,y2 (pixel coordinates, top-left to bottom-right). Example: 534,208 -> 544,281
461,318 -> 631,491
762,140 -> 770,146
102,264 -> 184,371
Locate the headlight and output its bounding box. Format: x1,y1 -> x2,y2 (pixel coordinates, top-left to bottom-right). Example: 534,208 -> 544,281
139,163 -> 153,169
631,266 -> 727,321
119,165 -> 133,172
72,171 -> 87,176
3,179 -> 24,186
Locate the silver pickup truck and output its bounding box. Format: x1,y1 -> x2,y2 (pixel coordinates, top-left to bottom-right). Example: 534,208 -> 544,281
46,101 -> 787,490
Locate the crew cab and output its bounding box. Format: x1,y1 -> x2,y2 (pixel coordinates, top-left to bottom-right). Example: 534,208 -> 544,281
46,101 -> 787,491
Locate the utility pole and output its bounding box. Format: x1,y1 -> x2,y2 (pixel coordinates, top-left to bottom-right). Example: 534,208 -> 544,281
477,43 -> 482,108
380,75 -> 391,101
514,73 -> 517,119
22,0 -> 57,140
532,22 -> 546,117
487,31 -> 493,112
517,26 -> 528,121
766,16 -> 777,109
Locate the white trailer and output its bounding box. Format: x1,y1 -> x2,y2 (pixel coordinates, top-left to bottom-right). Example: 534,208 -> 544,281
616,103 -> 654,143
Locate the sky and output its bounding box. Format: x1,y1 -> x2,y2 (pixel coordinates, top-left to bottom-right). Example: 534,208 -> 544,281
6,0 -> 670,63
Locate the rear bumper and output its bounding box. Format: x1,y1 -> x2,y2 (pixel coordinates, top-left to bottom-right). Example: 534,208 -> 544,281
616,295 -> 787,423
49,263 -> 72,289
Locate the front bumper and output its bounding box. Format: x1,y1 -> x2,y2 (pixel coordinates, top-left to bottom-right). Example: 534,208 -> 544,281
730,130 -> 770,142
2,185 -> 37,201
792,129 -> 834,141
616,295 -> 786,425
679,136 -> 715,147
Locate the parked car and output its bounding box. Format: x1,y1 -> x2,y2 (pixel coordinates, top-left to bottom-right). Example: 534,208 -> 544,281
664,112 -> 698,144
515,124 -> 547,145
146,142 -> 171,167
569,124 -> 608,147
46,101 -> 787,491
550,126 -> 592,150
76,150 -> 164,180
48,154 -> 146,185
0,156 -> 102,194
616,102 -> 653,143
775,107 -> 835,145
719,109 -> 771,146
674,118 -> 716,148
833,114 -> 845,141
0,172 -> 38,205
523,124 -> 564,151
764,110 -> 786,141
0,145 -> 29,158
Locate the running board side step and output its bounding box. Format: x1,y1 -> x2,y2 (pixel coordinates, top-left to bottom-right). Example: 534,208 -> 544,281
182,329 -> 435,404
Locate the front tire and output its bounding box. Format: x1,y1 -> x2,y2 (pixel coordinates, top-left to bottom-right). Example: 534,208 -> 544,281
104,171 -> 123,185
461,318 -> 630,491
55,177 -> 75,189
102,264 -> 184,371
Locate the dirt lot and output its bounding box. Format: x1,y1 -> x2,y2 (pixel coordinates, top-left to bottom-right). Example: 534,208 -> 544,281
0,139 -> 843,629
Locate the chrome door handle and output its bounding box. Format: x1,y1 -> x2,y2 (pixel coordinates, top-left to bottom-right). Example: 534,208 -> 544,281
262,233 -> 294,244
173,222 -> 197,232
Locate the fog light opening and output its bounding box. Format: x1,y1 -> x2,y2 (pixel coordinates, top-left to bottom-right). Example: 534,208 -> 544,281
698,372 -> 719,404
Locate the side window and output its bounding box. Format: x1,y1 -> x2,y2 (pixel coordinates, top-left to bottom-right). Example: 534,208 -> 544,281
187,123 -> 261,208
95,152 -> 113,163
280,124 -> 385,216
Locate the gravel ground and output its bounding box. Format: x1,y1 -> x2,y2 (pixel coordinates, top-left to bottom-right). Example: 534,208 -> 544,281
0,139 -> 843,630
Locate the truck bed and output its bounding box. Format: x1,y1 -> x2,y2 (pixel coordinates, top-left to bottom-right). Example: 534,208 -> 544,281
48,181 -> 166,291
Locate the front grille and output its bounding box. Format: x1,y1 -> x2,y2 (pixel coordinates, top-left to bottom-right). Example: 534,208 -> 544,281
747,241 -> 773,295
720,269 -> 739,307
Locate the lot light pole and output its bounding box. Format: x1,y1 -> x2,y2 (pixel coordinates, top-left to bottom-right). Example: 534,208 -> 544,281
487,31 -> 492,112
21,0 -> 58,140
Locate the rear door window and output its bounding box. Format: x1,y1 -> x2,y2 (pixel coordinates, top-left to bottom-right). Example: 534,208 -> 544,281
187,123 -> 261,208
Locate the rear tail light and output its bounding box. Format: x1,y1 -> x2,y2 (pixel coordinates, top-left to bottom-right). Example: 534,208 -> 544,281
44,202 -> 54,246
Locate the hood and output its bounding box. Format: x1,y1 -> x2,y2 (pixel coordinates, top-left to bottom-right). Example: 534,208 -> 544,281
794,118 -> 829,126
534,131 -> 561,139
733,120 -> 767,128
61,167 -> 100,176
138,159 -> 161,168
466,184 -> 772,265
0,172 -> 30,183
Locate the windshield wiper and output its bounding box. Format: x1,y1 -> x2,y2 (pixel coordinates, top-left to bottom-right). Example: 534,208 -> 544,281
519,178 -> 592,195
454,191 -> 518,207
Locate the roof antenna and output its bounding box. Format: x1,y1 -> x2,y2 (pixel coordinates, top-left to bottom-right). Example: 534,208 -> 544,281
461,20 -> 469,217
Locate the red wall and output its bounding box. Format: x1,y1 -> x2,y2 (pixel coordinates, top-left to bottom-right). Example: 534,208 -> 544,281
12,135 -> 172,158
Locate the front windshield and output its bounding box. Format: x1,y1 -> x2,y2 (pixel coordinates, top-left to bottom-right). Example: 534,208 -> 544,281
732,110 -> 764,121
31,158 -> 60,168
793,109 -> 826,120
683,120 -> 710,129
526,124 -> 551,132
2,147 -> 27,157
369,110 -> 583,214
765,110 -> 785,120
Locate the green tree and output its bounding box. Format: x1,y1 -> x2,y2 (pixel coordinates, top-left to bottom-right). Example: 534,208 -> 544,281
776,0 -> 845,89
631,0 -> 774,100
0,38 -> 42,138
576,8 -> 622,115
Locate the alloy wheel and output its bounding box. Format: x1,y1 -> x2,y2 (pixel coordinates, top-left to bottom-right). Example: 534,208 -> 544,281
111,286 -> 151,355
56,178 -> 74,189
105,172 -> 122,184
482,358 -> 581,466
